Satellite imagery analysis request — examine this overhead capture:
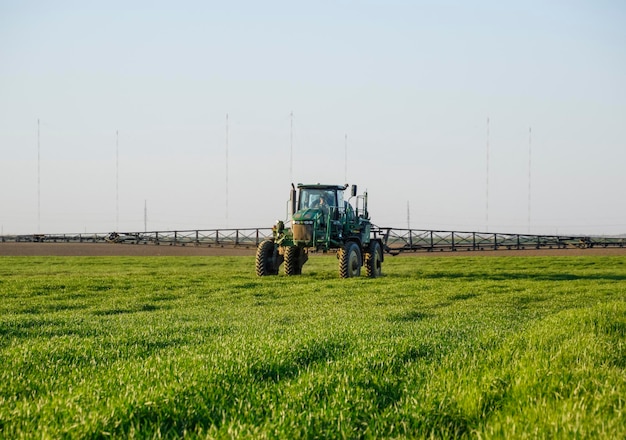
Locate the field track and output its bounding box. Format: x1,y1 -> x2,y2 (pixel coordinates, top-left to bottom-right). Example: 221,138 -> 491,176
1,242 -> 625,257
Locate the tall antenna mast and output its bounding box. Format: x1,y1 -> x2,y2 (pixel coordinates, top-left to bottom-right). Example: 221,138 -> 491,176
344,133 -> 348,183
37,119 -> 41,233
527,126 -> 532,234
485,117 -> 490,232
225,113 -> 229,227
407,200 -> 411,229
290,111 -> 293,182
116,130 -> 119,231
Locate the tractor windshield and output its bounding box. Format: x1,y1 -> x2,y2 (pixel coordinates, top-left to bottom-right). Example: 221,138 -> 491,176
299,188 -> 337,211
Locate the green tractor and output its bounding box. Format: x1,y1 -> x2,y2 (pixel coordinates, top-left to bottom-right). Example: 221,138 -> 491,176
256,183 -> 384,278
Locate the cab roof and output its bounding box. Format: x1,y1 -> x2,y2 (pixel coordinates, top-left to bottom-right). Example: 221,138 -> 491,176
296,183 -> 348,191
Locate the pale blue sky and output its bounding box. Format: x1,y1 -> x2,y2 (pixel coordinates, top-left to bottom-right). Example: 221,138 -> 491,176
1,0 -> 625,235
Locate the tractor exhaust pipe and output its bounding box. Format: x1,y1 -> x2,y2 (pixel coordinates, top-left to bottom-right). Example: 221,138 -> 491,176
290,183 -> 297,217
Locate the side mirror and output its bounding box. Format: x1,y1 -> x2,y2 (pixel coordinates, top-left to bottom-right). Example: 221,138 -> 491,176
351,185 -> 357,197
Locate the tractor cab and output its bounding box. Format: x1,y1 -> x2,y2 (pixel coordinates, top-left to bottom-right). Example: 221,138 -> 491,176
297,184 -> 345,221
288,183 -> 367,250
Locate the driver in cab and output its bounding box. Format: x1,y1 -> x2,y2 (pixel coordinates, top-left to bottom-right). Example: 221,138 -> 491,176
311,194 -> 330,217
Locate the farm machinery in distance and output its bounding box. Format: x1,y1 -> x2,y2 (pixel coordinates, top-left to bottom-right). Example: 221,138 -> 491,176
256,183 -> 384,278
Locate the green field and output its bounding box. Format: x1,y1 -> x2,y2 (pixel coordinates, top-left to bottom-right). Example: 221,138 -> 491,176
1,255 -> 625,439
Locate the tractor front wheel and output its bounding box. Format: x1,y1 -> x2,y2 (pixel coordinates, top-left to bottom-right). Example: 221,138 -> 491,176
339,241 -> 361,278
284,246 -> 302,275
256,239 -> 280,276
365,241 -> 383,278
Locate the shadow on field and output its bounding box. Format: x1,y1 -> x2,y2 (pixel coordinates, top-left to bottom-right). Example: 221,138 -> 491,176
249,338 -> 351,383
92,303 -> 165,316
0,316 -> 95,342
423,272 -> 626,282
388,310 -> 432,322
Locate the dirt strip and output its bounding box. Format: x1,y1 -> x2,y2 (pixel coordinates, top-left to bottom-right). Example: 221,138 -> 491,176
0,243 -> 257,256
1,242 -> 625,257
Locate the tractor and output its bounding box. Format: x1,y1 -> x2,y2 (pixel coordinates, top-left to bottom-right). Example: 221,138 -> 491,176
255,183 -> 384,278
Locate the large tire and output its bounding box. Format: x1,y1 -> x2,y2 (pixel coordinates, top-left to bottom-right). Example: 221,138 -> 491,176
256,239 -> 279,276
284,246 -> 302,276
365,241 -> 383,278
339,241 -> 362,278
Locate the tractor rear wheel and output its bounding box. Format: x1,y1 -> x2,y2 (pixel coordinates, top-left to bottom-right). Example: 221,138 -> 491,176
339,241 -> 361,278
365,241 -> 383,278
256,239 -> 279,276
284,246 -> 302,275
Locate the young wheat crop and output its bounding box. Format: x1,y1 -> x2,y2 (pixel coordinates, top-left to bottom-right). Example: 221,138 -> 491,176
0,255 -> 624,438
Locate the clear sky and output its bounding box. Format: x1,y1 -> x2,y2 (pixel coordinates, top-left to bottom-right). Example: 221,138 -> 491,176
1,0 -> 625,236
